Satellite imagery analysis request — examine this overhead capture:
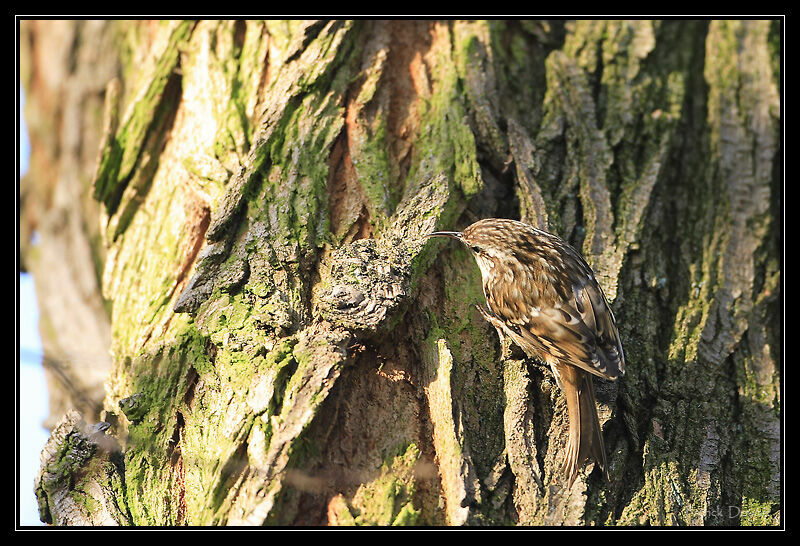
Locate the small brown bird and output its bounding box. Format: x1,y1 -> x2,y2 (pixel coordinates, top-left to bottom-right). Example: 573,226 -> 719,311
428,218 -> 624,487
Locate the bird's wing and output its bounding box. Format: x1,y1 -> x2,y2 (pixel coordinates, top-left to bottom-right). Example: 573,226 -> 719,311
508,296 -> 621,380
545,239 -> 625,379
499,252 -> 624,379
571,278 -> 625,378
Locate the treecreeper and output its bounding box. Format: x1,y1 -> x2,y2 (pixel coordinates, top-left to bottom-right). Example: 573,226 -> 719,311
428,218 -> 625,487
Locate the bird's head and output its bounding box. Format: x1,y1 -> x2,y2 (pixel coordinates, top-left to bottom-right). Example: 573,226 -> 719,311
427,218 -> 529,282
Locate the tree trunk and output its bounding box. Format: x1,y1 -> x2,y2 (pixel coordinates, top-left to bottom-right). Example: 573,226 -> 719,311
22,19 -> 781,526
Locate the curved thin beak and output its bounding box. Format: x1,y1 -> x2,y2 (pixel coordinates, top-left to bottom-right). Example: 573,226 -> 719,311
426,231 -> 463,241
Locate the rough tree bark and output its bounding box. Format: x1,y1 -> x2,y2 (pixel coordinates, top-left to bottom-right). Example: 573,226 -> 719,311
21,19 -> 781,526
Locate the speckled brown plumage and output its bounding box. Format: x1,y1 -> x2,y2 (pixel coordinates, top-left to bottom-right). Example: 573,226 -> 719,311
429,218 -> 624,487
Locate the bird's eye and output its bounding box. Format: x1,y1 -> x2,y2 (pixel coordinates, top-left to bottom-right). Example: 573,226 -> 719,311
471,245 -> 481,253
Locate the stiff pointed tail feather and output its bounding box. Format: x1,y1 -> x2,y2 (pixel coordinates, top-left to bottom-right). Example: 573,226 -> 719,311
560,366 -> 609,487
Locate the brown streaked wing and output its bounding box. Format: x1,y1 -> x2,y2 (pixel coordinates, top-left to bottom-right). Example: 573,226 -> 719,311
574,279 -> 625,378
514,303 -> 621,380
555,236 -> 625,379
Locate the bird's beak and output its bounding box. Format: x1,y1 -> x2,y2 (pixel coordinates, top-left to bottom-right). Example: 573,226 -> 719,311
425,231 -> 462,241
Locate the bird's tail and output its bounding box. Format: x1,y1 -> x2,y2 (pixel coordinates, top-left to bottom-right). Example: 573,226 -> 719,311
559,365 -> 609,488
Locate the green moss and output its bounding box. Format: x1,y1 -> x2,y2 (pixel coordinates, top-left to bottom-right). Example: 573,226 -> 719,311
263,20 -> 305,58
407,35 -> 482,199
173,336 -> 306,525
364,477 -> 400,525
192,25 -> 383,337
94,21 -> 194,211
272,336 -> 334,422
351,112 -> 395,228
453,21 -> 509,168
739,497 -> 778,526
40,432 -> 97,490
391,501 -> 421,526
342,443 -> 423,526
265,337 -> 299,368
333,498 -> 358,526
425,244 -> 505,489
103,316 -> 220,525
265,90 -> 345,250
230,25 -> 354,270
70,487 -> 102,514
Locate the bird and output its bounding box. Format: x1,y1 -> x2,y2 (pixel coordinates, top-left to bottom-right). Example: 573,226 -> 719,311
427,218 -> 624,487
